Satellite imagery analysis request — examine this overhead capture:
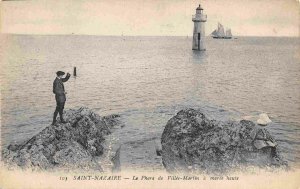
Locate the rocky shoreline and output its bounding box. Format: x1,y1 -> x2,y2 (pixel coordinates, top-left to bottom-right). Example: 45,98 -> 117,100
2,107 -> 289,174
161,108 -> 288,174
2,107 -> 121,172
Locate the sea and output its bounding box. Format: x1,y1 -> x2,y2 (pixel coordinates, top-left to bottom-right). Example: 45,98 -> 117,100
0,35 -> 299,169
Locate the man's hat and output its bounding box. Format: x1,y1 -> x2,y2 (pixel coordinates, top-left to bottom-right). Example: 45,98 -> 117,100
56,71 -> 65,76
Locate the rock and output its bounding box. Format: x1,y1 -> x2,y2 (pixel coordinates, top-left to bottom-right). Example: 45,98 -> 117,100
111,145 -> 121,173
154,140 -> 162,156
2,107 -> 120,171
257,113 -> 272,126
161,108 -> 287,174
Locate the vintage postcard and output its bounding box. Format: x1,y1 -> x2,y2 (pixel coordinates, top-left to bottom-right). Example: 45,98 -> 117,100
0,0 -> 299,188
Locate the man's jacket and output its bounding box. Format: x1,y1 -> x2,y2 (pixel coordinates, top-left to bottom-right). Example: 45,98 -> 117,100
53,74 -> 70,103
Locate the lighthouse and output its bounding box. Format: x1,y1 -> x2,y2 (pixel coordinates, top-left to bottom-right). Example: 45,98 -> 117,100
192,4 -> 207,51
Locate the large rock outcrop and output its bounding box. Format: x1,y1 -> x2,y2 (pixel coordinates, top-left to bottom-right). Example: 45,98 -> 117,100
2,107 -> 120,171
161,108 -> 288,173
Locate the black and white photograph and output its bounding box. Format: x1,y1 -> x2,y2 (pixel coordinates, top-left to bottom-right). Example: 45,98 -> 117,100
0,0 -> 299,188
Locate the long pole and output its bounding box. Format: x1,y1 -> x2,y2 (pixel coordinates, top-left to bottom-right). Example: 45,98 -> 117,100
73,67 -> 77,77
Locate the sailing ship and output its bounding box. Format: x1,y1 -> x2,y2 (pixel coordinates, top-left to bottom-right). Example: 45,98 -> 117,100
211,23 -> 232,39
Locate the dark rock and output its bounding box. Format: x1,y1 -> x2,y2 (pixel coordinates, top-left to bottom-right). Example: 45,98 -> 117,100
2,107 -> 120,171
155,140 -> 162,156
161,108 -> 288,173
156,149 -> 162,156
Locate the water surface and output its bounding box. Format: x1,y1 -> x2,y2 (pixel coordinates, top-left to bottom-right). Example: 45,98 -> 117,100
1,35 -> 299,167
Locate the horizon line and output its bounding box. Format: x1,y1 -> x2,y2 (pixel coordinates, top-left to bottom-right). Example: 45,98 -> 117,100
1,33 -> 299,38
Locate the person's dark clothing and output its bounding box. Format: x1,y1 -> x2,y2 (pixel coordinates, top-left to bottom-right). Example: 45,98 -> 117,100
53,101 -> 65,124
52,74 -> 70,124
53,75 -> 70,103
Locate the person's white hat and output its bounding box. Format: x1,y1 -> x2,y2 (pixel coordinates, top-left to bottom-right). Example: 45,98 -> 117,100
257,113 -> 272,126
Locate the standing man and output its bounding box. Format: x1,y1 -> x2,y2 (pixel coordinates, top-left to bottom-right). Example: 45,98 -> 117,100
52,71 -> 71,125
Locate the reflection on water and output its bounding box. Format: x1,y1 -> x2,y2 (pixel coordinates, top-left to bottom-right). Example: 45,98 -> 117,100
0,35 -> 299,166
191,50 -> 208,64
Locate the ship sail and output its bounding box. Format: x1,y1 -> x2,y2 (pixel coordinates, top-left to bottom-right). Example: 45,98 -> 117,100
211,23 -> 233,39
217,23 -> 225,37
226,29 -> 232,37
211,29 -> 218,36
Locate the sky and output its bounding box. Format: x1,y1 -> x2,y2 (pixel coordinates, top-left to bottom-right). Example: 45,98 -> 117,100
1,0 -> 299,36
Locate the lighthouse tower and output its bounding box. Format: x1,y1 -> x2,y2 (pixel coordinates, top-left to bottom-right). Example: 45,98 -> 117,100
192,4 -> 207,51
